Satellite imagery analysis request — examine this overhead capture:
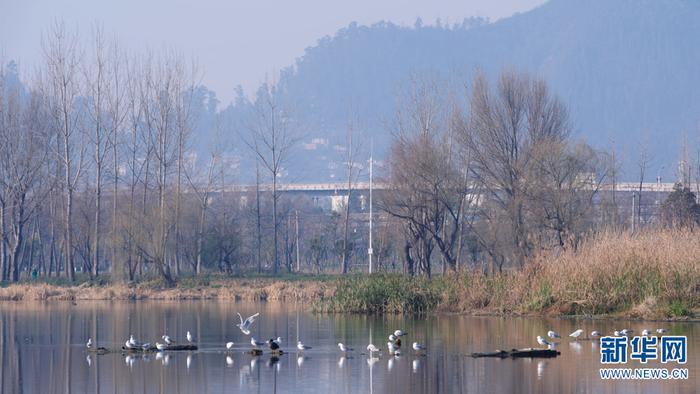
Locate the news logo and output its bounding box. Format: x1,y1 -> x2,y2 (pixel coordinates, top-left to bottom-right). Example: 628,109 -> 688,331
598,335 -> 689,380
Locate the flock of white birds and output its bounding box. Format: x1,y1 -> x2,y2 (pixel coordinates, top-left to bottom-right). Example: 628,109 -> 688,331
84,314 -> 672,371
536,327 -> 668,348
85,312 -> 428,358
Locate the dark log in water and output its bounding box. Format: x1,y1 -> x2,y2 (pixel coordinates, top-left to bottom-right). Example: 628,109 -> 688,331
121,344 -> 198,353
245,348 -> 284,356
471,348 -> 561,358
86,347 -> 110,355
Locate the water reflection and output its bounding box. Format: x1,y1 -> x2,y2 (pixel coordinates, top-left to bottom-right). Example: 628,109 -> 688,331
537,360 -> 548,380
412,358 -> 421,373
0,301 -> 697,393
569,341 -> 583,354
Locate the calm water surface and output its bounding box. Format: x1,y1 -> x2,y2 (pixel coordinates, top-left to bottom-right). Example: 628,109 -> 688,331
0,301 -> 697,393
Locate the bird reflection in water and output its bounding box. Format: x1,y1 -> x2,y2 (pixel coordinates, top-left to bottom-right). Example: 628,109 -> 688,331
155,352 -> 170,366
297,355 -> 310,367
125,355 -> 136,369
267,356 -> 280,369
569,341 -> 582,354
86,354 -> 92,367
226,356 -> 234,367
412,358 -> 421,373
537,360 -> 547,379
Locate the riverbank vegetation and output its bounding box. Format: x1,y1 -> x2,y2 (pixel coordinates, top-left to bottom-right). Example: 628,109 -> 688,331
2,230 -> 697,320
319,230 -> 699,319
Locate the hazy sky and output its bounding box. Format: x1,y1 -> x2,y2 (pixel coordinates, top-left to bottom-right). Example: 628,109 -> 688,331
1,0 -> 545,105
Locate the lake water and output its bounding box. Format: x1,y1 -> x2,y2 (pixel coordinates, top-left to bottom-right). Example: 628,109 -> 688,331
0,301 -> 697,393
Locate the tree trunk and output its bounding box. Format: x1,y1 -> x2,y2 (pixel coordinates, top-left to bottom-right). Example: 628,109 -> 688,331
272,174 -> 279,274
255,161 -> 262,274
195,200 -> 207,275
175,135 -> 183,277
0,202 -> 6,281
92,161 -> 101,278
65,186 -> 75,281
404,242 -> 414,276
341,190 -> 351,274
111,138 -> 119,282
9,195 -> 26,282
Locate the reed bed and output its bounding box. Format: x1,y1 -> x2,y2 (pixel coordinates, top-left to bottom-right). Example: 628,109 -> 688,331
429,229 -> 699,318
320,230 -> 699,317
0,277 -> 335,302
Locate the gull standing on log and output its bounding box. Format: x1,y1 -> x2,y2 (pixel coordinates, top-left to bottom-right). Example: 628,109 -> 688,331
268,339 -> 280,351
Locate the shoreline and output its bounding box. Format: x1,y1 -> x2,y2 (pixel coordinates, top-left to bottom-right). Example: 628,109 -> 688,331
1,276 -> 697,323
0,278 -> 335,303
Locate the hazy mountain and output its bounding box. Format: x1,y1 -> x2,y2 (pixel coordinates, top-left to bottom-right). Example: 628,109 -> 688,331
223,0 -> 700,183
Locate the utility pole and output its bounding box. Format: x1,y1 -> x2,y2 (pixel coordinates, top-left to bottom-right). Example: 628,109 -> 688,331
631,192 -> 637,233
295,210 -> 300,272
368,145 -> 373,274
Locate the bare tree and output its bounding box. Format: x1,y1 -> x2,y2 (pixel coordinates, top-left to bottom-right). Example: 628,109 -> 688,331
105,38 -> 128,281
139,52 -> 181,285
0,72 -> 52,281
462,71 -> 570,268
172,57 -> 199,277
528,141 -> 607,248
383,76 -> 471,274
340,117 -> 363,274
121,55 -> 149,281
82,26 -> 110,278
41,22 -> 86,281
185,143 -> 219,275
210,147 -> 241,275
243,81 -> 298,275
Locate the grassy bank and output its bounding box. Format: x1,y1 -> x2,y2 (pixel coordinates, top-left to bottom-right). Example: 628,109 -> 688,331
0,275 -> 335,302
319,230 -> 699,319
1,230 -> 698,320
